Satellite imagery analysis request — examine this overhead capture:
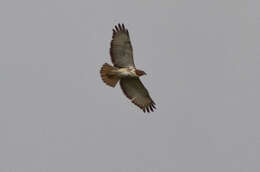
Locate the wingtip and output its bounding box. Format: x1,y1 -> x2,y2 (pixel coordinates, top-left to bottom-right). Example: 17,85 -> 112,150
142,104 -> 156,113
113,23 -> 128,33
146,107 -> 150,113
115,25 -> 119,31
118,23 -> 122,30
149,106 -> 154,112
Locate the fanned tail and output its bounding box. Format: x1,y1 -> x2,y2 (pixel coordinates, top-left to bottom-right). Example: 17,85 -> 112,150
100,63 -> 119,87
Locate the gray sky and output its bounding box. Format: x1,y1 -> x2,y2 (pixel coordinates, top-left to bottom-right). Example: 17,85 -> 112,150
0,0 -> 260,171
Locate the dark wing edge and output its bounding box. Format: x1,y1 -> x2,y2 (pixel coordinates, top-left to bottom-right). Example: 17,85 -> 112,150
120,78 -> 156,113
110,23 -> 135,67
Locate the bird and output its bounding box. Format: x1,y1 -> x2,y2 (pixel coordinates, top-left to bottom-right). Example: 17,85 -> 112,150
100,23 -> 156,113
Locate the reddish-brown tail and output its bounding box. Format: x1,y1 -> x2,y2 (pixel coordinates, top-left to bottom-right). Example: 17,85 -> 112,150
100,63 -> 119,87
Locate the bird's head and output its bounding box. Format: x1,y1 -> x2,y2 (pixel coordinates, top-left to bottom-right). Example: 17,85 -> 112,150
135,69 -> 147,76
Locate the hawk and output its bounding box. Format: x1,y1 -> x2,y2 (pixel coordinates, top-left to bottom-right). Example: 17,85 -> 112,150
100,23 -> 156,113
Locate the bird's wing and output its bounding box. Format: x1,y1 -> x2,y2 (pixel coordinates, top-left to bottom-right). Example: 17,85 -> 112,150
120,78 -> 156,112
110,23 -> 135,68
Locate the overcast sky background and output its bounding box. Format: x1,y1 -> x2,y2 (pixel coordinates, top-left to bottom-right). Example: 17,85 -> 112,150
0,0 -> 260,171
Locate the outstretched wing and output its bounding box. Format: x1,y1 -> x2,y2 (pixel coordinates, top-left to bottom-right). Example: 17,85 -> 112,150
120,78 -> 156,113
110,23 -> 135,68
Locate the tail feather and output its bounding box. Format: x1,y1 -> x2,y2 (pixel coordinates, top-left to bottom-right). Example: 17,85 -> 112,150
100,63 -> 119,87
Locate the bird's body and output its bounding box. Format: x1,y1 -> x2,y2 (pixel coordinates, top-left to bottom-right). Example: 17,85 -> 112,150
117,67 -> 145,77
100,23 -> 156,113
118,67 -> 138,77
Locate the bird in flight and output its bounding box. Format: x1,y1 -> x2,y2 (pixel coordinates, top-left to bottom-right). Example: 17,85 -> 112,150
100,23 -> 156,113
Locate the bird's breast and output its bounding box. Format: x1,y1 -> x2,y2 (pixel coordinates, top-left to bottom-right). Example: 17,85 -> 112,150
117,67 -> 137,77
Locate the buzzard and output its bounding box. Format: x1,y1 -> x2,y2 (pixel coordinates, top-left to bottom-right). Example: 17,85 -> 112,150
100,23 -> 156,113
